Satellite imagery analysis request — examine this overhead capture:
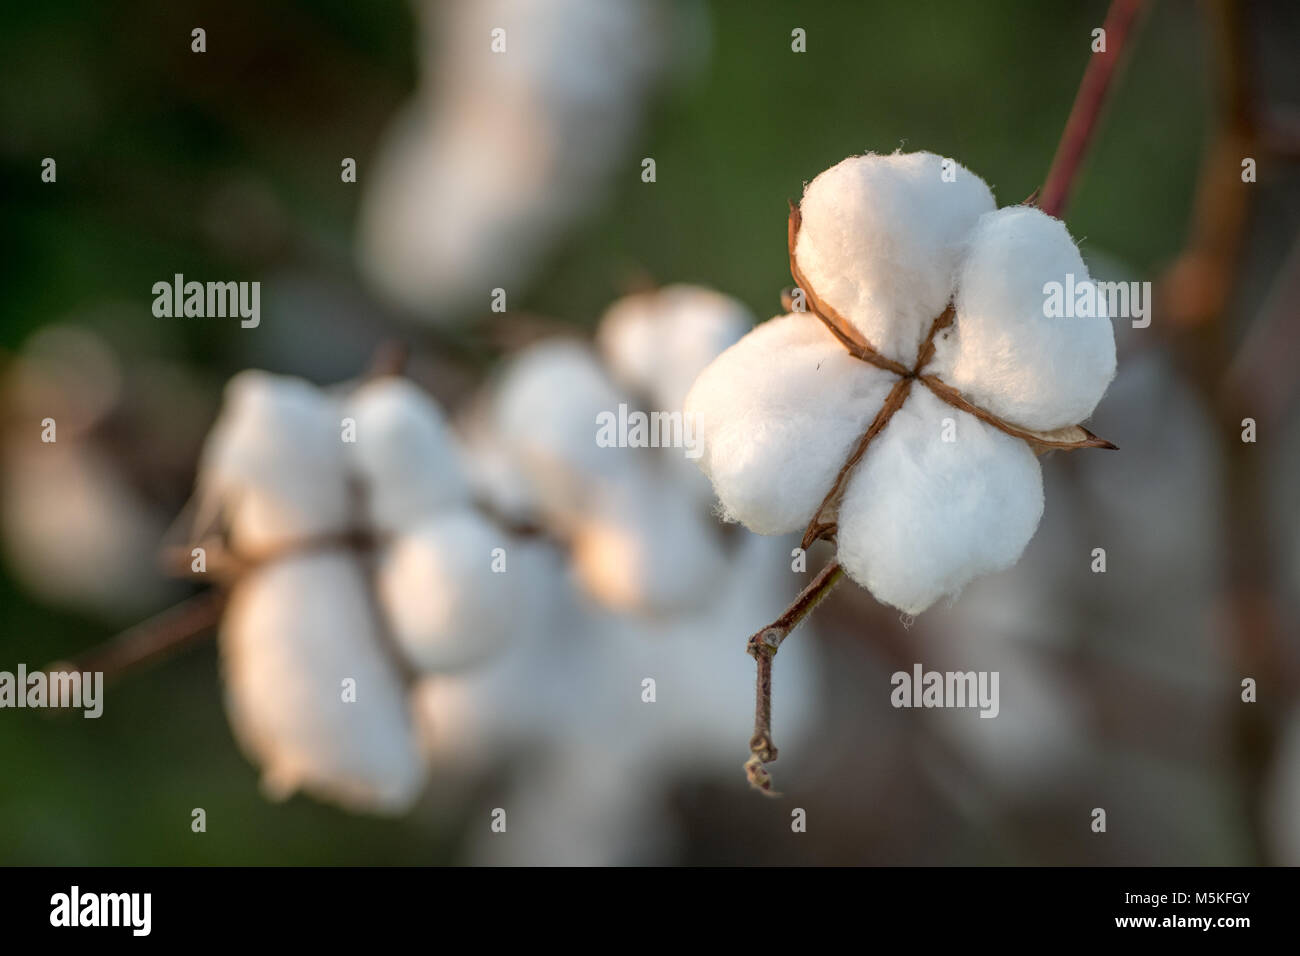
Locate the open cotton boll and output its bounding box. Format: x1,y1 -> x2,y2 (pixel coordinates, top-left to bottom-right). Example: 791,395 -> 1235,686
929,206 -> 1117,431
491,339 -> 634,513
345,376 -> 470,531
836,386 -> 1044,614
220,552 -> 425,814
684,313 -> 897,534
375,509 -> 515,673
196,370 -> 351,555
795,152 -> 995,364
596,284 -> 752,414
569,474 -> 729,613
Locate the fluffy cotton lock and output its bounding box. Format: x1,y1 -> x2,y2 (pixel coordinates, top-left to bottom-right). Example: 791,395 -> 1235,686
221,551 -> 426,813
376,510 -> 514,672
686,150 -> 1117,614
345,376 -> 471,531
795,151 -> 995,364
928,206 -> 1117,431
596,284 -> 753,415
196,370 -> 351,556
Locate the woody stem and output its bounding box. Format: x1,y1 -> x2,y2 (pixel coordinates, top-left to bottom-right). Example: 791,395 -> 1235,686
1037,0 -> 1147,219
744,559 -> 845,794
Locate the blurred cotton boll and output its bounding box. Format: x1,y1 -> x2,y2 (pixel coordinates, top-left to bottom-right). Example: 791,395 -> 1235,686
2,442 -> 172,618
191,368 -> 526,814
221,551 -> 426,814
596,284 -> 753,416
0,325 -> 174,619
421,532 -> 824,865
356,0 -> 674,320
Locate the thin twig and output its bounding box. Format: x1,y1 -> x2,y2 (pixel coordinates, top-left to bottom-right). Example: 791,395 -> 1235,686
1037,0 -> 1148,219
47,589 -> 229,685
744,559 -> 845,794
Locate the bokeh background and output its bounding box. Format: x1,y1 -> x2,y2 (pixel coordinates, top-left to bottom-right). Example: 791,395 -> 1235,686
2,0 -> 1298,864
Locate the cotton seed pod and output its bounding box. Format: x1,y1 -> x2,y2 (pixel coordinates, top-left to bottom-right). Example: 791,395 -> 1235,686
345,376 -> 470,531
795,151 -> 995,364
357,0 -> 669,319
686,150 -> 1118,614
928,206 -> 1117,431
220,551 -> 426,814
196,370 -> 351,555
375,509 -> 515,673
596,284 -> 752,414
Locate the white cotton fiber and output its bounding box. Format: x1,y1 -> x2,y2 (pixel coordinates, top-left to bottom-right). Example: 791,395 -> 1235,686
345,376 -> 470,531
929,205 -> 1117,430
569,473 -> 728,613
596,284 -> 752,414
220,552 -> 425,814
196,370 -> 352,555
835,386 -> 1044,614
795,151 -> 995,364
491,339 -> 632,514
375,509 -> 515,673
684,313 -> 898,534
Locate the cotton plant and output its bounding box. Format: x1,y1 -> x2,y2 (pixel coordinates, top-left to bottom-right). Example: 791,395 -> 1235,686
462,284 -> 753,614
192,370 -> 521,814
683,151 -> 1119,790
357,0 -> 675,320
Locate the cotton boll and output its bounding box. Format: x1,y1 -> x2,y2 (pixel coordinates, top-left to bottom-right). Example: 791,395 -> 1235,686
569,474 -> 729,613
220,552 -> 425,814
796,152 -> 995,364
196,371 -> 352,555
837,386 -> 1044,614
491,339 -> 633,514
357,0 -> 669,318
375,509 -> 515,673
930,206 -> 1117,430
596,284 -> 752,414
345,376 -> 470,531
1,441 -> 173,618
684,313 -> 897,534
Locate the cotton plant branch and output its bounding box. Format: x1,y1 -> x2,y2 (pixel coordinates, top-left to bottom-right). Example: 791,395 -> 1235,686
742,0 -> 1144,794
1036,0 -> 1148,219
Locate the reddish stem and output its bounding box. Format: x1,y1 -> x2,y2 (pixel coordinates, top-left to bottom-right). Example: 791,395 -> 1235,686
1037,0 -> 1147,219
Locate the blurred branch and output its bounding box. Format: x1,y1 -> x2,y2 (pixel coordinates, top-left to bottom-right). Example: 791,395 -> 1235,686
1037,0 -> 1148,219
48,589 -> 227,686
